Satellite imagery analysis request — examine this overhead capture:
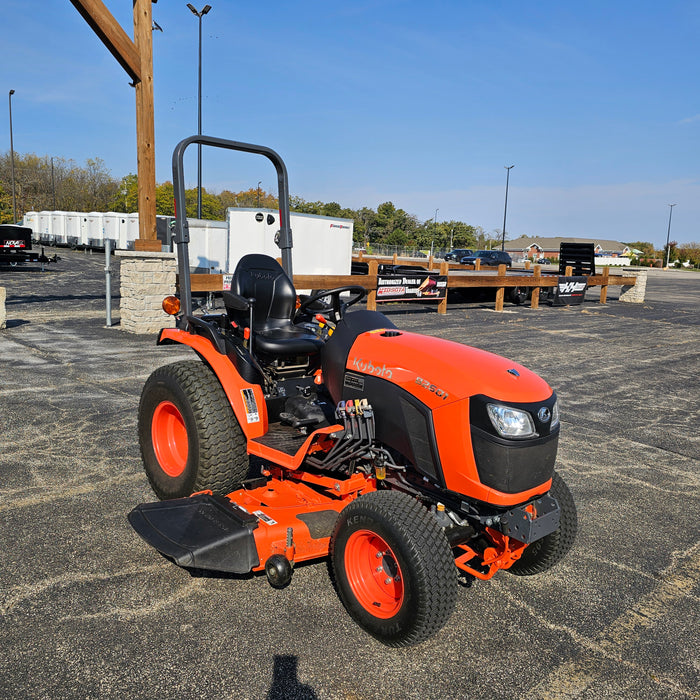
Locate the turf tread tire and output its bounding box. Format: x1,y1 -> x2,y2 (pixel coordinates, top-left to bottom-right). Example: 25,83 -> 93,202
508,471 -> 577,576
139,360 -> 248,499
330,490 -> 457,647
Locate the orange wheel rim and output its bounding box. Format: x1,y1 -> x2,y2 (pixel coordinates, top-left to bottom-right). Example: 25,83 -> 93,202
152,401 -> 188,477
344,530 -> 404,618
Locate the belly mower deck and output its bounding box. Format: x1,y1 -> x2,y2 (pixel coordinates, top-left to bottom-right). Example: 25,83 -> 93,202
129,467 -> 374,583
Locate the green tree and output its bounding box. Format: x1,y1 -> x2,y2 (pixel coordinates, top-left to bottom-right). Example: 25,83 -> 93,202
113,173 -> 139,212
626,241 -> 656,258
290,196 -> 322,215
661,240 -> 677,261
677,242 -> 700,266
184,187 -> 223,220
155,181 -> 175,216
0,184 -> 12,223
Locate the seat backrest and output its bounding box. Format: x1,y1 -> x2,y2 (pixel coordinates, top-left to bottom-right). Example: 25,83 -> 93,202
227,254 -> 297,332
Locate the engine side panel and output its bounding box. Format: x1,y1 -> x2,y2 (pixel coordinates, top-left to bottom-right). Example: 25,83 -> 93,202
340,373 -> 444,485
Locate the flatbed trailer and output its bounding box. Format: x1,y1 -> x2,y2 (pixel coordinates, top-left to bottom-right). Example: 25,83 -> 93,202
0,225 -> 58,266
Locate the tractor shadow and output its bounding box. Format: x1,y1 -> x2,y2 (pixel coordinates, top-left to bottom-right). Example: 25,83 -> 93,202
267,655 -> 319,700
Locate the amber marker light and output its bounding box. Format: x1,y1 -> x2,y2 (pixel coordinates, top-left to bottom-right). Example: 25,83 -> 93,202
162,296 -> 181,315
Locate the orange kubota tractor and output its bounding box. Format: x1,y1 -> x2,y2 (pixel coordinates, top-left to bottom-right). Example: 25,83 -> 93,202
129,136 -> 577,646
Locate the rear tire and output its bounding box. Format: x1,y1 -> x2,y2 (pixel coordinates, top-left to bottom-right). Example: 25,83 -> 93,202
330,490 -> 457,647
138,360 -> 248,500
508,471 -> 577,576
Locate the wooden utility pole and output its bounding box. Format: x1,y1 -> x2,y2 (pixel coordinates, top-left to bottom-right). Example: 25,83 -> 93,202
70,0 -> 159,249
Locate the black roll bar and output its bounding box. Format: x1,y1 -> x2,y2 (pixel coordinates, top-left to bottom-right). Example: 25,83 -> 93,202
171,135 -> 293,318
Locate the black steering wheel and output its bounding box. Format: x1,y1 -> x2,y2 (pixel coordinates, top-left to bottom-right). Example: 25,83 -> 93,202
297,285 -> 366,323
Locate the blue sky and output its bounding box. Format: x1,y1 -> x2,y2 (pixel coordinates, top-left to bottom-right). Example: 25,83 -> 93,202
3,0 -> 699,247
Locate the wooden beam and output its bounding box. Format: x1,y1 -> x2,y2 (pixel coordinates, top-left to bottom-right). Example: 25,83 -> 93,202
366,261 -> 378,311
190,273 -> 224,292
133,0 -> 157,241
69,0 -> 141,83
134,239 -> 161,252
183,269 -> 636,299
531,265 -> 541,309
447,275 -> 558,289
438,261 -> 449,314
70,0 -> 157,242
599,266 -> 610,304
292,275 -> 377,289
494,264 -> 506,311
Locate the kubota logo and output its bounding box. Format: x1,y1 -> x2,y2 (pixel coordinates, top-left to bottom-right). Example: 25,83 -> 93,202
351,357 -> 392,379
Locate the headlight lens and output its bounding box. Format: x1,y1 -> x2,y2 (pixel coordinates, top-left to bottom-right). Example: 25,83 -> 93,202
551,400 -> 560,429
486,403 -> 536,438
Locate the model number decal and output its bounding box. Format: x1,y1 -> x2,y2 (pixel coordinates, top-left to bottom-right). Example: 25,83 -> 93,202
253,510 -> 277,526
415,376 -> 449,401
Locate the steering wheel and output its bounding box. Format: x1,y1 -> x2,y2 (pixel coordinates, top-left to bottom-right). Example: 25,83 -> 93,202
297,285 -> 366,323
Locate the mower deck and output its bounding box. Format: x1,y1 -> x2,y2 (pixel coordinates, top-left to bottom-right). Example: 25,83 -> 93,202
130,467 -> 376,576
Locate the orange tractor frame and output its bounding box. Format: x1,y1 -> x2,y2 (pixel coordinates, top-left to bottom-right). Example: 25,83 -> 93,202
129,136 -> 577,646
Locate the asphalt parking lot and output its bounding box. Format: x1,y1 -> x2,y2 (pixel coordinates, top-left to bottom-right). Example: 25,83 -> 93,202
1,248 -> 698,700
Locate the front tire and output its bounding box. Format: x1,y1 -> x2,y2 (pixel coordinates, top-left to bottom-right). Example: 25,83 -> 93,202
330,490 -> 457,647
138,360 -> 248,500
508,471 -> 577,576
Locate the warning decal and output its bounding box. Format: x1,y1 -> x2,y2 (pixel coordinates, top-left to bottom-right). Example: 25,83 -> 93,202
241,388 -> 260,423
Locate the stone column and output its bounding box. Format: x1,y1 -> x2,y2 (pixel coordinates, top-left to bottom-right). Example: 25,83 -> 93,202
116,250 -> 177,334
619,270 -> 648,304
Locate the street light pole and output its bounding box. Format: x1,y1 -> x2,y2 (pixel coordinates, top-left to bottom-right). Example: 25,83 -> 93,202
432,208 -> 438,257
187,3 -> 211,220
501,165 -> 514,252
51,156 -> 56,210
9,89 -> 17,223
664,203 -> 676,269
257,180 -> 262,208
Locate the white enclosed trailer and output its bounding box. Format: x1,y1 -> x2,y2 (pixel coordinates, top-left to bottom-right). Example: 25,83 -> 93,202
186,218 -> 229,273
224,208 -> 353,275
23,208 -> 354,277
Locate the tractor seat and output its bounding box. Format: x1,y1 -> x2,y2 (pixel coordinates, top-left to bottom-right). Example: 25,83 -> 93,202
223,254 -> 324,357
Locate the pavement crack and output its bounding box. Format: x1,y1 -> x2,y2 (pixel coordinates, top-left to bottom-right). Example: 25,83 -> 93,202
518,539 -> 700,698
58,579 -> 205,622
0,472 -> 143,512
0,564 -> 163,616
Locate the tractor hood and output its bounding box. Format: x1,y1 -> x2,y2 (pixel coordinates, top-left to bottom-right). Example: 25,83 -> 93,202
347,329 -> 552,408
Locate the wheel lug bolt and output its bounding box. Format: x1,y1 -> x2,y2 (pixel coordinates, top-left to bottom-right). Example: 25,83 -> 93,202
384,578 -> 392,585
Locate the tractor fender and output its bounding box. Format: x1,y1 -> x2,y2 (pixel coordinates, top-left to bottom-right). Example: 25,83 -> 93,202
158,327 -> 267,439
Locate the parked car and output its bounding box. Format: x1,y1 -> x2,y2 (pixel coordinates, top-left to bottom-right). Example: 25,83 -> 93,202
460,250 -> 512,268
444,248 -> 473,261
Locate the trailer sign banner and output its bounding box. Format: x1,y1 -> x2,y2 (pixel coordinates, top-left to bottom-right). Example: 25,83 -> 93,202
554,276 -> 588,305
376,274 -> 447,301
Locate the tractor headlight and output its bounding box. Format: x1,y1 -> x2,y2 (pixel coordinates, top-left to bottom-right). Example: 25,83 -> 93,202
551,400 -> 560,429
486,404 -> 536,438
